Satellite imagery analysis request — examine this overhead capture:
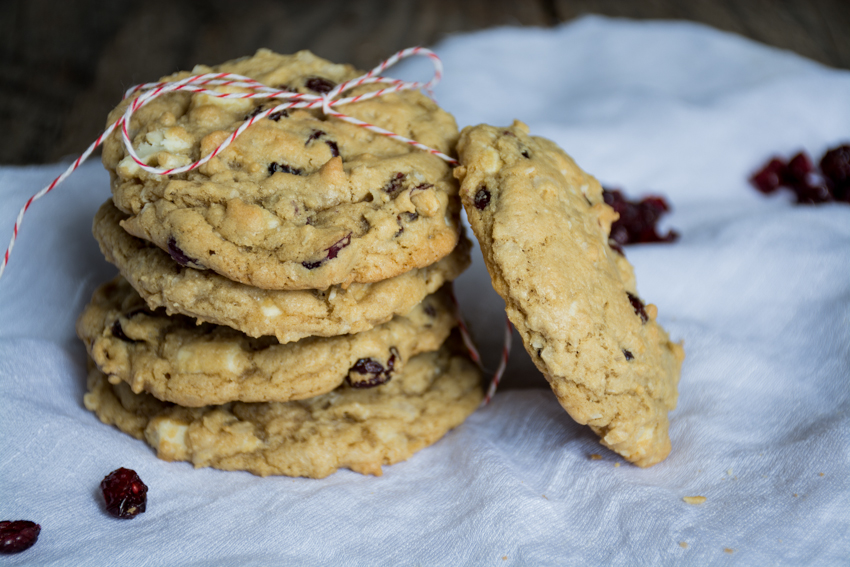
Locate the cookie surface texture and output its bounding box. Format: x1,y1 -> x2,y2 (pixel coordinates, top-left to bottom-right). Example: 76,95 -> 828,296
455,121 -> 684,467
83,347 -> 483,478
101,49 -> 461,290
93,200 -> 469,343
77,276 -> 457,406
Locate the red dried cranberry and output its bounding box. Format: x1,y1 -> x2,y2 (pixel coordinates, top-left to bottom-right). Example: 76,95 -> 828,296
473,187 -> 491,210
326,233 -> 351,260
750,158 -> 787,194
347,348 -> 398,388
413,183 -> 433,191
244,106 -> 266,121
110,319 -> 133,342
326,140 -> 340,157
394,212 -> 419,237
301,259 -> 323,270
268,109 -> 289,121
820,144 -> 850,201
521,150 -> 530,159
383,172 -> 405,194
750,146 -> 850,205
306,130 -> 325,144
305,77 -> 335,94
301,233 -> 352,270
603,189 -> 677,245
268,162 -> 302,176
627,292 -> 648,323
100,467 -> 148,519
0,521 -> 40,554
623,349 -> 634,361
167,237 -> 198,267
785,152 -> 813,185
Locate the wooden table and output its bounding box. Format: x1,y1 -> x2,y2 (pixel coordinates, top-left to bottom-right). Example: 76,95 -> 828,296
1,0 -> 847,164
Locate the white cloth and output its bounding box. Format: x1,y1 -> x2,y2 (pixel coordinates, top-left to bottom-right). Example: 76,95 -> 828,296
1,16 -> 848,566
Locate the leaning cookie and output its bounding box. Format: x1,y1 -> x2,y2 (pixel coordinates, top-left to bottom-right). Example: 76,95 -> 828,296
102,49 -> 462,290
455,121 -> 684,467
93,200 -> 470,343
77,276 -> 456,406
84,346 -> 483,478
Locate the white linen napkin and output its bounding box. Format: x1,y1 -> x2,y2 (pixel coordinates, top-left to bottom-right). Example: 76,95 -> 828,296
1,15 -> 847,566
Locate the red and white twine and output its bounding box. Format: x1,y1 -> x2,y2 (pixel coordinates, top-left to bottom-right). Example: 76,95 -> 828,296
1,46 -> 510,402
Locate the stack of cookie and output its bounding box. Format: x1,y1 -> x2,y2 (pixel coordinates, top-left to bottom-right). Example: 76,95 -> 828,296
77,50 -> 482,478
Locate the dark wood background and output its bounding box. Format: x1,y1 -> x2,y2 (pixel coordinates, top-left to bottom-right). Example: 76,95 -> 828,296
2,0 -> 848,165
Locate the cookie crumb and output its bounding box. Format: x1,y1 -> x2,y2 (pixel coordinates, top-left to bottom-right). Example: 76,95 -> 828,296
724,548 -> 735,554
590,454 -> 602,460
793,493 -> 798,497
683,496 -> 707,505
542,494 -> 548,499
614,462 -> 621,468
679,542 -> 688,549
726,469 -> 733,476
502,556 -> 508,560
819,472 -> 824,476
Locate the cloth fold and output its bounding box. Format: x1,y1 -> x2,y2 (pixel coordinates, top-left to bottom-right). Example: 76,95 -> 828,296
1,15 -> 847,566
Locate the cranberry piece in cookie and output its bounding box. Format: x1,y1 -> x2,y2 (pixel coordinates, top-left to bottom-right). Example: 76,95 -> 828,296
473,187 -> 491,210
347,348 -> 398,388
305,77 -> 335,94
627,292 -> 648,323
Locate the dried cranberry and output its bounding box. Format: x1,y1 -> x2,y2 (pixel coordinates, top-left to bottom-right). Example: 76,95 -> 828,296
473,187 -> 491,210
750,158 -> 786,194
820,144 -> 850,201
0,521 -> 40,554
268,109 -> 289,121
603,189 -> 677,245
326,233 -> 351,261
347,348 -> 398,388
423,304 -> 437,318
785,152 -> 813,185
268,162 -> 302,176
627,292 -> 648,323
305,77 -> 335,94
110,319 -> 133,342
100,468 -> 148,519
326,140 -> 340,157
395,212 -> 418,237
623,349 -> 634,361
244,106 -> 266,121
413,183 -> 433,191
521,150 -> 531,159
750,146 -> 850,205
301,233 -> 352,270
167,237 -> 198,267
306,130 -> 325,144
383,172 -> 405,194
301,259 -> 323,270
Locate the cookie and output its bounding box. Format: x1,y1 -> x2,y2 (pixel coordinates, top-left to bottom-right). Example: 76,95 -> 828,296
101,49 -> 462,290
77,276 -> 457,406
454,121 -> 684,467
83,345 -> 483,478
93,200 -> 470,343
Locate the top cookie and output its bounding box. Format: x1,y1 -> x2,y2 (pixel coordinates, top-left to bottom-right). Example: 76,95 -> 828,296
455,121 -> 684,467
102,49 -> 461,290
